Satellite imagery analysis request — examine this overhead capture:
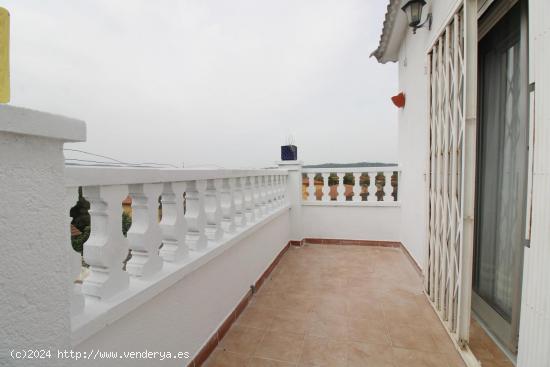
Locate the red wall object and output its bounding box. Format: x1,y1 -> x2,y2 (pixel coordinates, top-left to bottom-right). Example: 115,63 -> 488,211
391,92 -> 406,108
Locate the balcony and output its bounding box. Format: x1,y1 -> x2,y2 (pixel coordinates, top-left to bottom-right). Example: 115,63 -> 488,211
1,106 -> 506,367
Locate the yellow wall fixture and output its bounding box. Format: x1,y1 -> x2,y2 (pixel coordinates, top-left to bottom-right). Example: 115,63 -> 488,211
0,7 -> 9,103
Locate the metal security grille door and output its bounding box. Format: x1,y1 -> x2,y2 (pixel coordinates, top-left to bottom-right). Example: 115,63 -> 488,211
426,8 -> 465,338
425,1 -> 478,348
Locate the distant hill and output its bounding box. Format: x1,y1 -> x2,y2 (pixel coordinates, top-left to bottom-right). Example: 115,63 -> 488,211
303,162 -> 397,168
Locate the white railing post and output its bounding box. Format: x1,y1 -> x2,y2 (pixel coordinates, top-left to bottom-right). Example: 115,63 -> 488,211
82,185 -> 130,299
185,180 -> 207,251
244,176 -> 256,223
337,172 -> 346,201
278,161 -> 301,240
383,171 -> 394,202
1,106 -> 86,354
233,177 -> 247,227
204,179 -> 224,242
321,173 -> 330,201
159,182 -> 188,262
126,183 -> 163,278
353,173 -> 362,202
307,173 -> 316,201
221,178 -> 236,234
66,188 -> 85,316
368,172 -> 378,202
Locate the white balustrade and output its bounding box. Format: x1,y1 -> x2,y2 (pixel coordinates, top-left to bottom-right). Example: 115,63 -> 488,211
336,172 -> 346,201
159,182 -> 188,262
301,167 -> 400,205
66,188 -> 84,316
307,173 -> 316,202
185,180 -> 208,251
221,178 -> 236,234
353,173 -> 362,202
126,183 -> 163,277
204,179 -> 224,242
81,185 -> 130,299
368,172 -> 378,202
383,171 -> 395,202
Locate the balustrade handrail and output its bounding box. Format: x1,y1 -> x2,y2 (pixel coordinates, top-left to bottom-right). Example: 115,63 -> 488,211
302,165 -> 399,173
65,166 -> 287,187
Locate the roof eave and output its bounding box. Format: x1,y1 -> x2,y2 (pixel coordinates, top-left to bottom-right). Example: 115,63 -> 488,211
371,0 -> 408,64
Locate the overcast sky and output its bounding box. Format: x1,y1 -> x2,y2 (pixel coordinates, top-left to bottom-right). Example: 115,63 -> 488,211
4,0 -> 397,168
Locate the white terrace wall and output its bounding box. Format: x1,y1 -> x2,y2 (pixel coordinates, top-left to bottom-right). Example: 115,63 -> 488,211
0,106 -> 86,367
75,211 -> 290,367
396,0 -> 462,268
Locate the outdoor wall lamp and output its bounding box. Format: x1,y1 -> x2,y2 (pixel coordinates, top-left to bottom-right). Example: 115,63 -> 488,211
401,0 -> 432,34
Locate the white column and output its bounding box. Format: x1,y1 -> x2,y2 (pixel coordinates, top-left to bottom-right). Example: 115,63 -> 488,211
383,171 -> 394,202
307,173 -> 316,201
353,173 -> 362,202
221,178 -> 236,234
321,173 -> 330,202
159,182 -> 188,262
1,106 -> 86,362
185,180 -> 207,251
244,176 -> 256,223
65,188 -> 84,316
278,161 -> 302,240
368,172 -> 378,202
233,177 -> 247,227
126,183 -> 163,277
82,185 -> 130,299
337,172 -> 346,202
204,179 -> 223,242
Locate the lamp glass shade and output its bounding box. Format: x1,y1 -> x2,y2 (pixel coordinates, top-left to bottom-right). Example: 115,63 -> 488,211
402,0 -> 426,28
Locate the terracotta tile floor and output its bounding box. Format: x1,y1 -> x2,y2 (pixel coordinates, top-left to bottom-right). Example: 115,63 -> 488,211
205,244 -> 466,367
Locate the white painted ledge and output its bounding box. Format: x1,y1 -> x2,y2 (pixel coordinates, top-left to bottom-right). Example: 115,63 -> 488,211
65,166 -> 288,187
72,204 -> 290,346
302,201 -> 400,207
0,105 -> 86,142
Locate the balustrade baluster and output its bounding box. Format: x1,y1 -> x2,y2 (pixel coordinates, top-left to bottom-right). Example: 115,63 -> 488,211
383,171 -> 395,201
233,177 -> 246,227
353,173 -> 362,202
81,185 -> 129,299
307,173 -> 316,201
66,188 -> 84,315
126,183 -> 163,277
204,179 -> 224,242
185,180 -> 208,251
244,176 -> 256,223
265,175 -> 274,211
368,172 -> 378,202
159,182 -> 188,262
252,176 -> 264,217
337,172 -> 346,201
321,173 -> 330,201
221,178 -> 236,234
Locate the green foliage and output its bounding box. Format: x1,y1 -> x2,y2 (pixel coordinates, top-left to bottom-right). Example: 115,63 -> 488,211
122,211 -> 132,236
72,225 -> 90,254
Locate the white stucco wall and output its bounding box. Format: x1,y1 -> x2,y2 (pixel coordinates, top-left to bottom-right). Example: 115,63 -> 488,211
302,205 -> 401,242
75,210 -> 291,367
0,106 -> 85,367
396,0 -> 461,268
